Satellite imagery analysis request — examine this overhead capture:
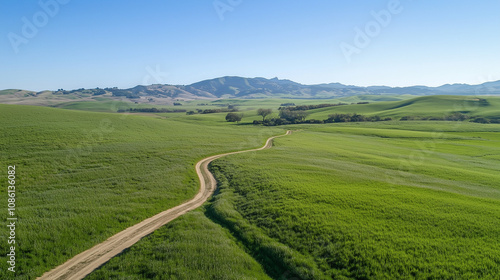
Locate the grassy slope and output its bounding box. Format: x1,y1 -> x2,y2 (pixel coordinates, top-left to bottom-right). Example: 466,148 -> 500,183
0,104 -> 282,279
0,89 -> 36,95
51,94 -> 412,113
306,95 -> 500,120
3,95 -> 500,279
88,121 -> 500,279
52,100 -> 138,112
84,96 -> 500,279
206,122 -> 500,279
85,209 -> 271,280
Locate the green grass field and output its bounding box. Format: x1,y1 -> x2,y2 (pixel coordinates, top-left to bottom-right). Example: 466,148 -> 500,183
0,104 -> 282,279
306,95 -> 500,120
89,122 -> 500,279
49,94 -> 412,114
87,121 -> 500,279
2,95 -> 500,279
85,209 -> 272,280
204,122 -> 500,279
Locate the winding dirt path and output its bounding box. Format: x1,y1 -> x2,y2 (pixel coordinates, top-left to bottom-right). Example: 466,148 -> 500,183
38,130 -> 291,280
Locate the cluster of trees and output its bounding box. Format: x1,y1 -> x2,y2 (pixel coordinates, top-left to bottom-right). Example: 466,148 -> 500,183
187,106 -> 239,116
252,109 -> 391,126
110,89 -> 140,99
117,108 -> 186,113
55,88 -> 107,96
254,118 -> 326,126
201,108 -> 238,114
398,114 -> 499,124
324,113 -> 392,123
399,113 -> 471,121
92,89 -> 107,96
225,108 -> 273,124
252,108 -> 308,126
201,109 -> 224,114
279,109 -> 308,122
398,113 -> 500,123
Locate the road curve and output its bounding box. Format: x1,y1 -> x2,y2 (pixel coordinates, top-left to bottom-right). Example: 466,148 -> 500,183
38,130 -> 291,280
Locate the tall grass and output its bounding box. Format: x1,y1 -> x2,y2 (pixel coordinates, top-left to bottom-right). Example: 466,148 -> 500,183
85,210 -> 272,280
0,104 -> 282,279
306,95 -> 500,120
206,121 -> 500,279
3,98 -> 500,279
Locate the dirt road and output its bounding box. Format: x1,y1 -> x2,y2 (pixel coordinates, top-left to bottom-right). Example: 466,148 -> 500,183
38,130 -> 291,280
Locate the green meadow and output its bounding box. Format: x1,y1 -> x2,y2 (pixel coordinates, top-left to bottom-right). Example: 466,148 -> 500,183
204,122 -> 500,279
306,95 -> 500,120
1,95 -> 500,279
85,209 -> 272,280
0,104 -> 281,279
88,98 -> 499,279
50,94 -> 412,113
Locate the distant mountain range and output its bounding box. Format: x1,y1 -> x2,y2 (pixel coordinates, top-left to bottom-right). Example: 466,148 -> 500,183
115,77 -> 500,99
2,77 -> 500,103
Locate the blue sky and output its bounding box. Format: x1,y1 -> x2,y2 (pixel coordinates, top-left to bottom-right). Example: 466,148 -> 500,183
1,0 -> 499,91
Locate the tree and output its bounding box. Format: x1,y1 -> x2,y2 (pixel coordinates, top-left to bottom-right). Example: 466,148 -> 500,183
226,112 -> 243,123
257,108 -> 273,122
279,109 -> 307,123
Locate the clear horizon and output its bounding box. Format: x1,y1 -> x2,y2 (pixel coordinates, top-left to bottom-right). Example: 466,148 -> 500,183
6,75 -> 500,93
1,0 -> 499,91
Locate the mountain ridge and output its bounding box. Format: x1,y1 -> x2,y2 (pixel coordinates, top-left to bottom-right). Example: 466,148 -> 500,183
2,77 -> 500,104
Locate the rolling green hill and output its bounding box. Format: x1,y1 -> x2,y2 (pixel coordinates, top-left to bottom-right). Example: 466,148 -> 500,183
3,97 -> 500,279
44,95 -> 412,114
204,122 -> 500,279
0,104 -> 282,279
87,121 -> 500,279
306,95 -> 500,120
